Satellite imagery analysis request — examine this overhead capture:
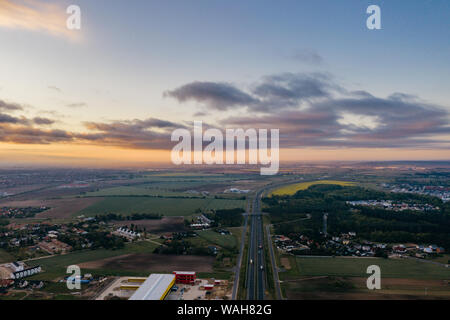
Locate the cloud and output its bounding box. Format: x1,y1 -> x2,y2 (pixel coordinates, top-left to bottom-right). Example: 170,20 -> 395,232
79,118 -> 186,150
167,73 -> 449,148
0,99 -> 24,111
0,123 -> 73,144
0,0 -> 77,39
33,117 -> 55,125
165,73 -> 341,112
0,96 -> 181,148
164,81 -> 258,111
0,113 -> 23,124
0,114 -> 182,149
0,76 -> 449,151
66,102 -> 87,108
48,86 -> 62,93
250,73 -> 339,111
193,111 -> 209,117
291,49 -> 324,65
222,93 -> 450,149
0,105 -> 55,126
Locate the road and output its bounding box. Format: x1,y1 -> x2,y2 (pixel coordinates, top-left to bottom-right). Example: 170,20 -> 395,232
248,179 -> 308,299
231,212 -> 248,300
246,189 -> 266,300
236,178 -> 310,300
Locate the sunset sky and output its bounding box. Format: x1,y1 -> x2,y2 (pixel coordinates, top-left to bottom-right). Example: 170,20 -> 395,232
0,0 -> 449,167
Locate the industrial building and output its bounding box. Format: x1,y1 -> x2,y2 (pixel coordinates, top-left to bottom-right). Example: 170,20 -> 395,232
173,271 -> 196,284
0,262 -> 41,280
129,274 -> 175,300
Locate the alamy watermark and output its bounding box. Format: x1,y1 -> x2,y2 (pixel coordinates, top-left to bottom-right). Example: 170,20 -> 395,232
171,121 -> 279,175
66,5 -> 81,30
367,5 -> 381,30
66,265 -> 81,290
64,4 -> 381,32
366,265 -> 381,290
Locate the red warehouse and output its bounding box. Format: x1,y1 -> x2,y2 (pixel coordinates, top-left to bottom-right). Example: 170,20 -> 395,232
173,271 -> 196,284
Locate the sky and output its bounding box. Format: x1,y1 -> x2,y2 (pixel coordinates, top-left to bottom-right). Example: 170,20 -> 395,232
0,0 -> 449,167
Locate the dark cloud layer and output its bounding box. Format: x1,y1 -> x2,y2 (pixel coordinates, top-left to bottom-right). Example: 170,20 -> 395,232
0,71 -> 449,151
0,99 -> 24,111
164,81 -> 258,111
164,72 -> 449,149
0,123 -> 73,144
33,117 -> 55,125
79,118 -> 184,149
223,94 -> 450,149
165,73 -> 340,112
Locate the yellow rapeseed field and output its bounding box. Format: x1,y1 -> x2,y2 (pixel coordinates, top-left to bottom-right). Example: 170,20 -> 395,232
269,180 -> 355,196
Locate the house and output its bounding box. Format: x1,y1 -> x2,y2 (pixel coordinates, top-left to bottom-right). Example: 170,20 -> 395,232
38,239 -> 72,254
424,247 -> 433,254
393,245 -> 407,254
208,246 -> 219,255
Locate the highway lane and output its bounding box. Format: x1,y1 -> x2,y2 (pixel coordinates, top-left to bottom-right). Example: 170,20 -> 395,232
246,213 -> 257,299
246,189 -> 266,300
252,179 -> 308,300
256,214 -> 265,300
245,178 -> 312,300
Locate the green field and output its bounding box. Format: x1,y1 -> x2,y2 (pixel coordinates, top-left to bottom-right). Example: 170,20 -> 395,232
270,180 -> 355,196
196,230 -> 238,250
0,249 -> 15,263
76,197 -> 246,217
27,241 -> 158,281
427,254 -> 450,265
83,186 -> 195,198
281,256 -> 450,281
0,292 -> 27,300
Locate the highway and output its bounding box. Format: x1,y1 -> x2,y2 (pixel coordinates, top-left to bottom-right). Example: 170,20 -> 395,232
238,178 -> 308,300
246,189 -> 266,300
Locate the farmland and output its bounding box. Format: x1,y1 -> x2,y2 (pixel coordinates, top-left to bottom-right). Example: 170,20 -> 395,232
76,197 -> 246,217
269,180 -> 355,196
0,198 -> 102,220
27,241 -> 159,281
279,255 -> 450,299
83,186 -> 193,198
113,217 -> 186,234
196,230 -> 239,250
282,276 -> 450,300
0,249 -> 14,263
280,256 -> 450,280
78,253 -> 215,274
